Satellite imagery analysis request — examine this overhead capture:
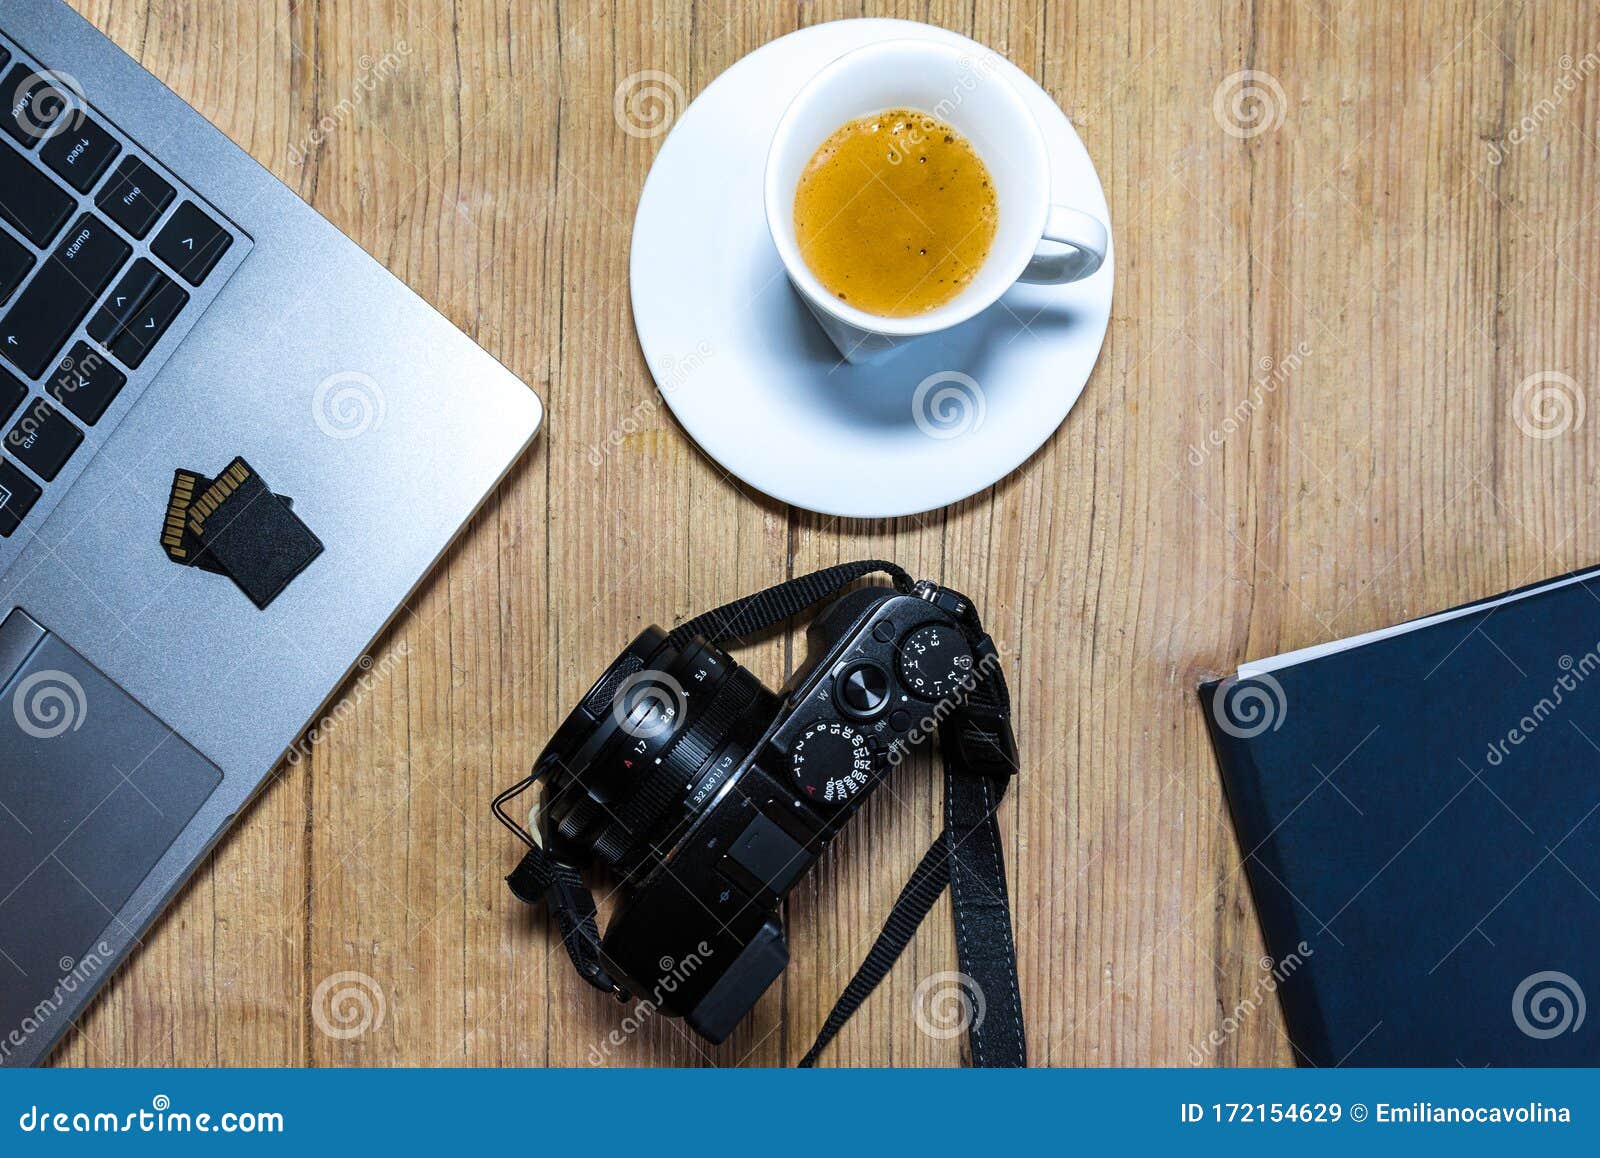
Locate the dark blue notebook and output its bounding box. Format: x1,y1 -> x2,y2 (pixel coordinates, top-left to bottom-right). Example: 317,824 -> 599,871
1200,568 -> 1600,1066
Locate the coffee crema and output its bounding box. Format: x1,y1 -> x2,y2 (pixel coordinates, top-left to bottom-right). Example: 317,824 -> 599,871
793,108 -> 997,318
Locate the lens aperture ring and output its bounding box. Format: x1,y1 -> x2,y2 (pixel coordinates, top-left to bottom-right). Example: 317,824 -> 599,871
591,662 -> 763,867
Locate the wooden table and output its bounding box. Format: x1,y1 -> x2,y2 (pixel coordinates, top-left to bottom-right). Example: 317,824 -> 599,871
56,0 -> 1600,1067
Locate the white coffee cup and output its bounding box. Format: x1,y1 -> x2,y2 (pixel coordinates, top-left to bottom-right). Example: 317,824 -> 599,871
764,39 -> 1109,364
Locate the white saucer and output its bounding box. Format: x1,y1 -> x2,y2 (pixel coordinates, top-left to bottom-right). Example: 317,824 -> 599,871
629,18 -> 1114,519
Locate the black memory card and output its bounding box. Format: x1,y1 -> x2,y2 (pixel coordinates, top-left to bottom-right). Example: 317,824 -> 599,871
187,457 -> 322,609
163,467 -> 293,576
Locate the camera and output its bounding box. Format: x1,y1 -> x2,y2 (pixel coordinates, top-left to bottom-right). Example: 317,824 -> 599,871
502,574 -> 1000,1043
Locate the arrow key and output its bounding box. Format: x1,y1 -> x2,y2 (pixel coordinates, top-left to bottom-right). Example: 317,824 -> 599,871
151,201 -> 232,286
87,259 -> 165,346
107,274 -> 188,369
48,341 -> 127,426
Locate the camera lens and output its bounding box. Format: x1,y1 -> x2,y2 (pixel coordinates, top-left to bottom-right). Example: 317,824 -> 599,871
536,628 -> 779,874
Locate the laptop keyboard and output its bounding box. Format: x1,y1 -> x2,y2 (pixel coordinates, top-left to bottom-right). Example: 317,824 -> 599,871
0,34 -> 250,548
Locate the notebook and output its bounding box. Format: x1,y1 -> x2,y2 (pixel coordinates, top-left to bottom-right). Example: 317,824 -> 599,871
1200,567 -> 1600,1066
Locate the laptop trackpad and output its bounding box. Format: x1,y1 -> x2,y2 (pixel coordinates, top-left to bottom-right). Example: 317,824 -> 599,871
0,609 -> 222,1046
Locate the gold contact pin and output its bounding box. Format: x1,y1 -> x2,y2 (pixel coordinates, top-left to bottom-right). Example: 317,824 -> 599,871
164,469 -> 207,562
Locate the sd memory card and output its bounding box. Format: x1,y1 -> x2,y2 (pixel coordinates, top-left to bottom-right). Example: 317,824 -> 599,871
164,466 -> 294,577
186,456 -> 322,609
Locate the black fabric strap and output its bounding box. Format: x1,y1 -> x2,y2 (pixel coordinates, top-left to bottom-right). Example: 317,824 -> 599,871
801,621 -> 1026,1068
798,832 -> 951,1066
943,740 -> 1026,1065
667,560 -> 912,649
506,847 -> 626,999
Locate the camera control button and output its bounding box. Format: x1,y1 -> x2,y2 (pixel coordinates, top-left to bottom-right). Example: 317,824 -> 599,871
871,620 -> 896,644
888,708 -> 912,731
834,660 -> 891,719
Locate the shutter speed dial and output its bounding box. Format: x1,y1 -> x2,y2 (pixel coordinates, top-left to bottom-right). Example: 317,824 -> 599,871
791,720 -> 876,806
896,623 -> 975,700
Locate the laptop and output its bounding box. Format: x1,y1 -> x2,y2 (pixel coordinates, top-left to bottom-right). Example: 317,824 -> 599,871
0,0 -> 542,1065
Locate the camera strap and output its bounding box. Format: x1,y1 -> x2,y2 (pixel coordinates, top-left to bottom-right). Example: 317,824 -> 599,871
797,588 -> 1025,1067
676,562 -> 1025,1068
663,558 -> 916,648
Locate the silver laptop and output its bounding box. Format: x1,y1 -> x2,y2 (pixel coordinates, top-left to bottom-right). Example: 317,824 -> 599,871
0,0 -> 542,1065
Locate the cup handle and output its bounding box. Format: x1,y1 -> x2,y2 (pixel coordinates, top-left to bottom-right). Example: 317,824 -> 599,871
1018,205 -> 1108,285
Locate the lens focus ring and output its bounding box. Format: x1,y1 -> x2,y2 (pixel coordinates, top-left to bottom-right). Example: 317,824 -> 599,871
670,666 -> 758,778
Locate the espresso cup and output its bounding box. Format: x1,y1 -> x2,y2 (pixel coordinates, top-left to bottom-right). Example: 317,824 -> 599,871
765,39 -> 1109,364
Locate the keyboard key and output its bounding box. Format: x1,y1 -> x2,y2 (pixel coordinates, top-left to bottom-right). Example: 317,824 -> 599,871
48,341 -> 125,425
40,115 -> 120,193
0,366 -> 23,421
0,138 -> 75,245
0,228 -> 33,302
0,457 -> 42,537
95,155 -> 174,238
88,259 -> 164,346
151,202 -> 232,285
0,214 -> 132,378
108,275 -> 188,369
5,397 -> 81,481
1,64 -> 75,148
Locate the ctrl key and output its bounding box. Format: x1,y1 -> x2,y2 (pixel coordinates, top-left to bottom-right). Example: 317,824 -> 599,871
5,398 -> 82,481
0,458 -> 42,537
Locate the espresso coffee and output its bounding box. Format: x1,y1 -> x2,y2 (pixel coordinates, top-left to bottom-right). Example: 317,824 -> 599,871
793,109 -> 997,317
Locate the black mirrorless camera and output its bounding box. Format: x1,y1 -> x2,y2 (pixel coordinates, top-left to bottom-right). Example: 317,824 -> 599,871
495,568 -> 1013,1046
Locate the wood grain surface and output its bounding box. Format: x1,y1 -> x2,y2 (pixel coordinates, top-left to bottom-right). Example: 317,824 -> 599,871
51,0 -> 1600,1066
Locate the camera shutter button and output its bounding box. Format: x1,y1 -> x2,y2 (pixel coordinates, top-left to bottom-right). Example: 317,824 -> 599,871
834,660 -> 891,718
